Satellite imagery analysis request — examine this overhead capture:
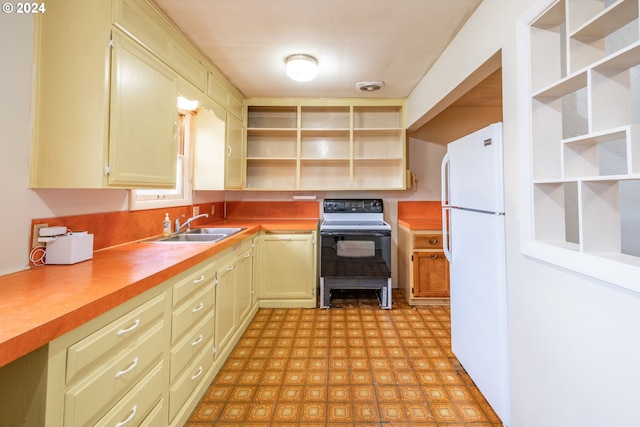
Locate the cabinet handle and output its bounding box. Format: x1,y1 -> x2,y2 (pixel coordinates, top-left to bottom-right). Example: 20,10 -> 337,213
114,405 -> 137,427
192,334 -> 203,347
193,274 -> 205,284
191,366 -> 203,380
227,145 -> 232,157
226,265 -> 235,271
243,253 -> 251,258
192,302 -> 204,313
117,319 -> 140,336
173,122 -> 178,139
429,254 -> 439,260
279,237 -> 292,241
429,239 -> 438,245
115,357 -> 139,379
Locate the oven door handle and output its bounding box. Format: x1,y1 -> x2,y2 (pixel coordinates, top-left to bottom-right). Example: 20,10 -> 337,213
320,230 -> 391,237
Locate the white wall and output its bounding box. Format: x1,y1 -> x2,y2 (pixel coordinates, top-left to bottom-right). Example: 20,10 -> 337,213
407,0 -> 640,426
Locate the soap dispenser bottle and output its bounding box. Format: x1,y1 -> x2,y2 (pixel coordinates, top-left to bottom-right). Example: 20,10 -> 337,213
162,213 -> 171,237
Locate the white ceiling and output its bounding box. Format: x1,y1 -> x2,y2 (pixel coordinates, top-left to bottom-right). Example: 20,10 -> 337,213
153,0 -> 483,100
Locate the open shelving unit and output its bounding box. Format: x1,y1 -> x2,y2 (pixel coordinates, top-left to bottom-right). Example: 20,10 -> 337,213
245,100 -> 406,190
527,0 -> 640,285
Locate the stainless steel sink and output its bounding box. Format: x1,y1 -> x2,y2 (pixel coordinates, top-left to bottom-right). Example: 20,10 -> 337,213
186,227 -> 245,235
142,227 -> 245,243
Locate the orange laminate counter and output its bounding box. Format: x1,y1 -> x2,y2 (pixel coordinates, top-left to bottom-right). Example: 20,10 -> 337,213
0,219 -> 318,368
397,201 -> 443,230
398,218 -> 443,230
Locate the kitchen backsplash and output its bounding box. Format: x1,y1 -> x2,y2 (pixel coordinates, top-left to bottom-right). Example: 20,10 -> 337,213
29,201 -> 322,259
30,202 -> 224,253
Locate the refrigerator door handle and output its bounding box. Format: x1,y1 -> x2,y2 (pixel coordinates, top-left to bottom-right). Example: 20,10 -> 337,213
441,152 -> 450,208
442,206 -> 452,262
441,152 -> 452,263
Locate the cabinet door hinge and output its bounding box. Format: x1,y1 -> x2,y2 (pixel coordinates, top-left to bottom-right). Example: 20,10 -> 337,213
104,164 -> 110,176
214,277 -> 218,287
411,287 -> 414,294
411,255 -> 413,262
108,37 -> 114,49
212,346 -> 217,356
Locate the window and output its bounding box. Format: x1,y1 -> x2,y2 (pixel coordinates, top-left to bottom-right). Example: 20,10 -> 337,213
129,109 -> 193,210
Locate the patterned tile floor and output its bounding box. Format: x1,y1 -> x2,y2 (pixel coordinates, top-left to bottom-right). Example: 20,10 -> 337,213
186,289 -> 503,426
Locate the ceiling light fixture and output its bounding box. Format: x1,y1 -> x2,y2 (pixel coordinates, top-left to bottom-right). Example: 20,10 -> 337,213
285,54 -> 318,82
356,81 -> 385,92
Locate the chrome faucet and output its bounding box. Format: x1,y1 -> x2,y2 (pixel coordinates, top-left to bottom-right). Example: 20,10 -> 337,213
174,213 -> 209,234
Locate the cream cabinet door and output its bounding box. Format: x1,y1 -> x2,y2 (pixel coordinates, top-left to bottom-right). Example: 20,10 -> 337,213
257,233 -> 315,300
109,30 -> 178,187
225,114 -> 245,189
235,247 -> 253,324
193,107 -> 225,190
214,258 -> 237,357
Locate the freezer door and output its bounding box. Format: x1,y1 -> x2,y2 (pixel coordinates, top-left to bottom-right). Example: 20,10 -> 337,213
449,207 -> 511,426
448,122 -> 504,213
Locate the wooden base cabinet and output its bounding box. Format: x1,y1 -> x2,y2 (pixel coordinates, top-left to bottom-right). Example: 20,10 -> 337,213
255,231 -> 317,308
398,225 -> 450,305
214,239 -> 254,360
0,235 -> 259,427
44,286 -> 173,427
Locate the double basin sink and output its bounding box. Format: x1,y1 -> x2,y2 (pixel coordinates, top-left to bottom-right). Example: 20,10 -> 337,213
147,227 -> 246,243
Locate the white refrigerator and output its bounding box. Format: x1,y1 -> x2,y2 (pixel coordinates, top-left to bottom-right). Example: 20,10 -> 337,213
441,122 -> 511,426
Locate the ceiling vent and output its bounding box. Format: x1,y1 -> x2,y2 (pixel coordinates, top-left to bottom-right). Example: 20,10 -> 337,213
356,81 -> 385,92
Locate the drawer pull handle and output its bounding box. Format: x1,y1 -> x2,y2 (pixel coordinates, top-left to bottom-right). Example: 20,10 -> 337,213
114,405 -> 137,427
115,357 -> 139,379
243,253 -> 251,258
117,319 -> 140,336
429,239 -> 439,245
226,265 -> 234,271
192,366 -> 203,380
192,302 -> 204,313
429,254 -> 439,260
193,275 -> 205,284
192,334 -> 203,346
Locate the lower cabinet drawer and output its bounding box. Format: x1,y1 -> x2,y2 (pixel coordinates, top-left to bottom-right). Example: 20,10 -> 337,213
413,234 -> 443,249
140,401 -> 166,427
94,362 -> 164,427
66,293 -> 166,383
169,339 -> 214,421
171,284 -> 215,345
64,322 -> 165,427
170,311 -> 214,382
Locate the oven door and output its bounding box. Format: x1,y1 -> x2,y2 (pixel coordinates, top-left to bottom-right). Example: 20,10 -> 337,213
320,230 -> 391,279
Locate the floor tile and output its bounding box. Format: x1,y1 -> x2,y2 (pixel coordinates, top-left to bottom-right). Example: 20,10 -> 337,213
186,289 -> 504,426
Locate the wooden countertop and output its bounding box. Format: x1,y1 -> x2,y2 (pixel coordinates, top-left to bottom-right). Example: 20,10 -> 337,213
0,219 -> 318,368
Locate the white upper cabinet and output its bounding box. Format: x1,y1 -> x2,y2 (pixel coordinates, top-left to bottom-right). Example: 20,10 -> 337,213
31,0 -> 245,189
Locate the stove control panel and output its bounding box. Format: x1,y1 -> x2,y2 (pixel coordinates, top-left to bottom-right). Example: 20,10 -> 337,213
323,198 -> 383,213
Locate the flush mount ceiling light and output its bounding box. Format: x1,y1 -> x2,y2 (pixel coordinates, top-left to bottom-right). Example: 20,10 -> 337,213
285,54 -> 318,82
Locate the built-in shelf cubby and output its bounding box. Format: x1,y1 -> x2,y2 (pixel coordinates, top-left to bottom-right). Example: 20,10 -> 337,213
528,0 -> 640,280
245,100 -> 406,190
